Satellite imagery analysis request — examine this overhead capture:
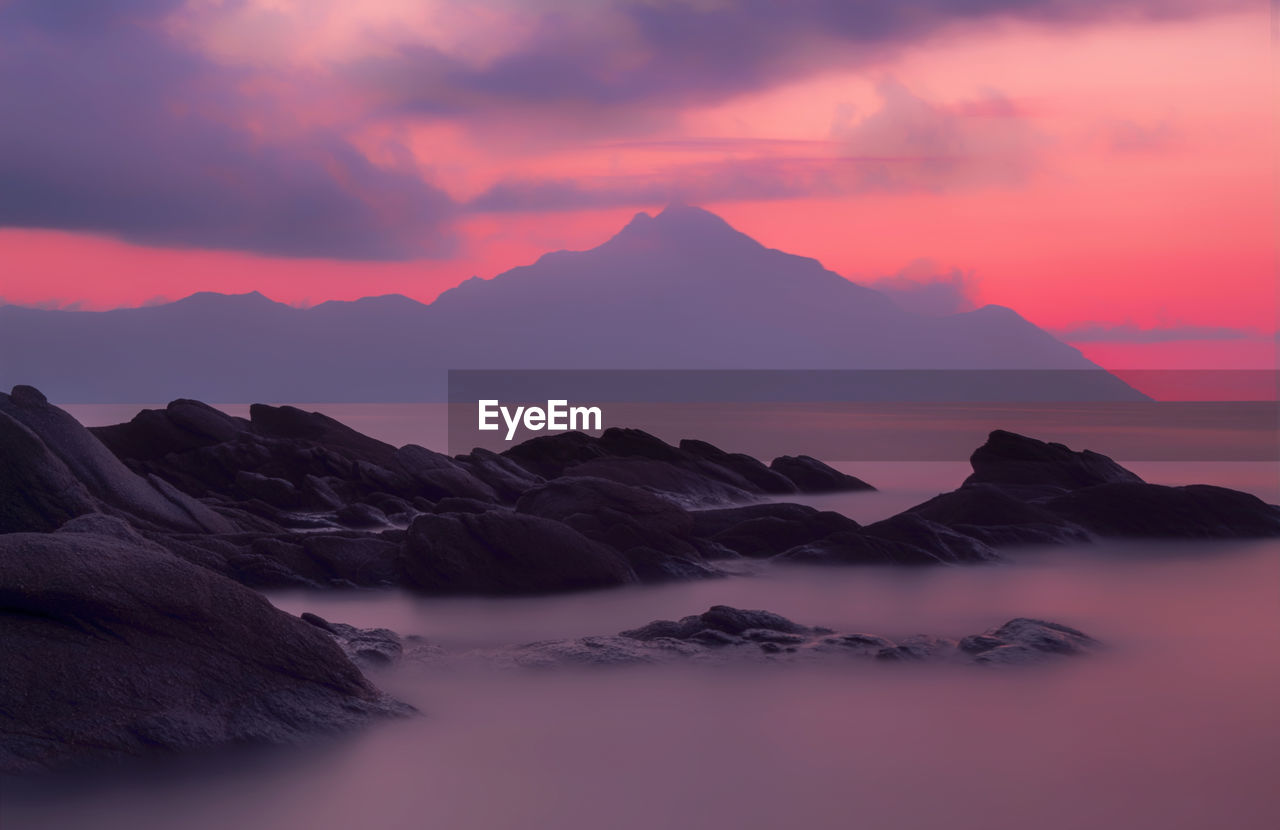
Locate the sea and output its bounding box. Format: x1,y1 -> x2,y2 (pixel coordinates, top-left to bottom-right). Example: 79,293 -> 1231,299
3,402 -> 1277,830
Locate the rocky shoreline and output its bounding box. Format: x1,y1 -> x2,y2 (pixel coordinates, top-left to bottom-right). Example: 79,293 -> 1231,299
3,384 -> 1278,774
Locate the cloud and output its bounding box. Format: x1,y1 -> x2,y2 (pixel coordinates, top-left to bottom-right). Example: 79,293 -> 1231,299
0,0 -> 457,260
469,81 -> 1039,210
361,0 -> 1248,122
863,260 -> 980,316
1055,322 -> 1264,343
0,0 -> 1250,258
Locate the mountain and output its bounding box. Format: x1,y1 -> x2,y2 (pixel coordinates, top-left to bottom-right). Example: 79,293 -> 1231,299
0,205 -> 1144,402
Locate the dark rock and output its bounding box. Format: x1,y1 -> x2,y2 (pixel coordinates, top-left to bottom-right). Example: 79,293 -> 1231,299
400,510 -> 637,594
906,483 -> 1093,546
249,404 -> 400,467
500,428 -> 823,504
483,608 -> 1096,670
301,613 -> 404,668
301,534 -> 401,586
234,470 -> 304,508
0,408 -> 100,532
454,448 -> 546,502
678,439 -> 798,494
395,444 -> 498,502
777,527 -> 980,566
769,455 -> 874,493
1,388 -> 234,534
964,429 -> 1144,492
1043,482 -> 1280,538
860,513 -> 1000,563
334,502 -> 390,529
688,629 -> 742,647
432,497 -> 498,514
692,502 -> 860,559
0,532 -> 407,774
876,635 -> 956,661
621,605 -> 809,640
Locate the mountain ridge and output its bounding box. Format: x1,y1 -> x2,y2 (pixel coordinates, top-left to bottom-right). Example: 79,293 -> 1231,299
0,205 -> 1145,402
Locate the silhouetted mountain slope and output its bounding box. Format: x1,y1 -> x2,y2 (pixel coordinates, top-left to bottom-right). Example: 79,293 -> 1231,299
0,205 -> 1144,401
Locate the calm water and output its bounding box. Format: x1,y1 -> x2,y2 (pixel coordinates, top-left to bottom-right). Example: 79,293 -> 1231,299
4,541 -> 1279,830
8,404 -> 1276,829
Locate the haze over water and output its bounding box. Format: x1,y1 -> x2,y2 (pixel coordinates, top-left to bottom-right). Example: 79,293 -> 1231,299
6,405 -> 1278,830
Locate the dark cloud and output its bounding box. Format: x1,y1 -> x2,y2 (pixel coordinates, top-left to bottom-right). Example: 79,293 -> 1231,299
1055,322 -> 1264,343
0,0 -> 456,259
863,261 -> 980,316
368,0 -> 1247,119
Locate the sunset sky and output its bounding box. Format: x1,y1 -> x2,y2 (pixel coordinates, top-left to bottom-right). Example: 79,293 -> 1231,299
1,0 -> 1273,369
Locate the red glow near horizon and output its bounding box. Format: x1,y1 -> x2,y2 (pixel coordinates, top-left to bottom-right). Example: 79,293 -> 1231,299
0,6 -> 1272,373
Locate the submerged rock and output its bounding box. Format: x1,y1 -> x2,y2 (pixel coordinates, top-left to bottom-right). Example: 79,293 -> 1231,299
482,606 -> 1098,670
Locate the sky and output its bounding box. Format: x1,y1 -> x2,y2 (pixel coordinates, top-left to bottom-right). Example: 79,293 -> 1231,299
1,0 -> 1274,369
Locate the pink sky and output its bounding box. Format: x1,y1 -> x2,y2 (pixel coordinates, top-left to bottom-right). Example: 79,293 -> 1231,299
1,2 -> 1272,369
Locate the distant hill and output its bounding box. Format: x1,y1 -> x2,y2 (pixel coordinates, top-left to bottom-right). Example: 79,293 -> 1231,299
0,205 -> 1145,402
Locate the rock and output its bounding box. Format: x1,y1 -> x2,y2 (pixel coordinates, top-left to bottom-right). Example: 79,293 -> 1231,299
454,448 -> 545,502
777,527 -> 982,566
301,613 -> 404,668
0,408 -> 100,532
1043,483 -> 1280,538
768,455 -> 874,493
691,502 -> 860,558
334,502 -> 390,529
860,513 -> 1000,563
678,439 -> 798,494
0,388 -> 234,534
249,404 -> 400,467
965,618 -> 1099,664
234,470 -> 304,508
621,605 -> 810,640
395,444 -> 498,502
906,483 -> 1092,546
300,534 -> 401,586
432,497 -> 498,514
0,532 -> 408,774
500,428 -> 835,504
466,608 -> 1097,670
400,510 -> 637,594
964,429 -> 1144,492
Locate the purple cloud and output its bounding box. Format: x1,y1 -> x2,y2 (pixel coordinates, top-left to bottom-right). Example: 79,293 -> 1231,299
470,81 -> 1038,210
0,0 -> 457,259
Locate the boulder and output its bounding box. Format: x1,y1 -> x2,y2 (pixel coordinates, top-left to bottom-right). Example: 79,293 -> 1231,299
964,429 -> 1143,492
769,455 -> 875,493
1044,483 -> 1280,538
679,439 -> 798,494
395,444 -> 498,502
860,513 -> 1000,564
0,387 -> 234,534
691,502 -> 860,558
0,532 -> 407,774
906,483 -> 1092,546
400,510 -> 637,594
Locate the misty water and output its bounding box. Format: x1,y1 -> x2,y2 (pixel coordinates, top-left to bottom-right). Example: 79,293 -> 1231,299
7,407 -> 1276,829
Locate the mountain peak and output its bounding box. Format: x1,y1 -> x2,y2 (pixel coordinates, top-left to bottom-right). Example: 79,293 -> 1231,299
606,203 -> 758,252
169,290 -> 281,309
